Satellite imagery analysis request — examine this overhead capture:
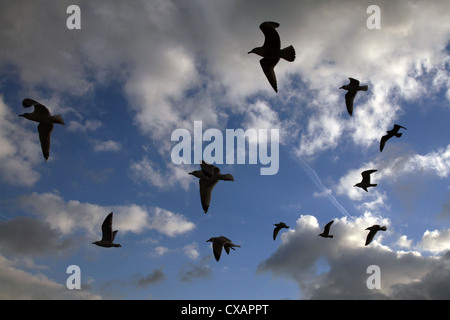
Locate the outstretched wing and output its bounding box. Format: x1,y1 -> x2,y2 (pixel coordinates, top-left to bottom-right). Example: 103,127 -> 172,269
344,91 -> 356,116
22,98 -> 50,115
37,123 -> 53,160
273,226 -> 281,240
361,170 -> 377,183
323,220 -> 334,234
259,21 -> 281,50
101,212 -> 114,242
380,134 -> 390,152
260,58 -> 279,92
365,229 -> 377,246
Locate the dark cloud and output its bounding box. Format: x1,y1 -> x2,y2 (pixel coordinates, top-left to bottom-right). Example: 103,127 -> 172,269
177,255 -> 212,282
0,217 -> 74,256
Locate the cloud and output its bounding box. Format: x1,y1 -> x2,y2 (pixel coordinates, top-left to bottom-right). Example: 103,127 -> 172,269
18,191 -> 195,238
257,213 -> 450,299
0,96 -> 42,186
0,253 -> 101,299
417,229 -> 450,253
0,217 -> 74,256
129,157 -> 192,191
134,268 -> 166,288
91,139 -> 122,152
177,255 -> 212,283
67,119 -> 102,133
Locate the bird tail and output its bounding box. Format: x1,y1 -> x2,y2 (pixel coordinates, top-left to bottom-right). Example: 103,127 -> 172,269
281,45 -> 296,62
329,235 -> 334,238
51,114 -> 65,125
380,226 -> 387,231
395,133 -> 403,138
359,85 -> 369,91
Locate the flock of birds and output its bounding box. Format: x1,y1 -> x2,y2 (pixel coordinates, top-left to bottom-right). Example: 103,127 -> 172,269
17,21 -> 408,260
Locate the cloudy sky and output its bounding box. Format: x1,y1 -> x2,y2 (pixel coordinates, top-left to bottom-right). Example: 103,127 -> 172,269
0,0 -> 449,299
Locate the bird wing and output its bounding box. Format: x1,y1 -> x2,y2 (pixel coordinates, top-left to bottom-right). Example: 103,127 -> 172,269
211,239 -> 224,261
365,229 -> 377,246
259,21 -> 281,50
324,220 -> 334,234
273,226 -> 281,240
37,123 -> 53,160
199,179 -> 216,213
260,58 -> 279,92
348,78 -> 360,86
380,134 -> 391,152
393,124 -> 407,131
361,170 -> 377,183
344,91 -> 356,116
200,161 -> 215,178
22,98 -> 50,115
101,213 -> 114,242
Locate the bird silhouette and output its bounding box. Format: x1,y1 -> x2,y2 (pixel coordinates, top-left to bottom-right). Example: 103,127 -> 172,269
92,212 -> 122,248
273,222 -> 289,240
380,124 -> 407,152
339,78 -> 368,116
354,169 -> 377,192
365,225 -> 387,246
206,236 -> 240,261
248,21 -> 296,92
318,220 -> 334,238
189,161 -> 234,213
19,98 -> 65,161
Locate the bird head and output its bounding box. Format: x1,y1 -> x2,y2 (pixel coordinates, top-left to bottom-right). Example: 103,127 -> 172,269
206,238 -> 213,243
248,47 -> 264,56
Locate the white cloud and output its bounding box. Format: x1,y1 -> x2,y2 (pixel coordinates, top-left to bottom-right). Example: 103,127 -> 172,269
18,191 -> 195,238
418,229 -> 450,253
129,157 -> 192,191
67,119 -> 102,133
92,139 -> 122,152
0,97 -> 42,186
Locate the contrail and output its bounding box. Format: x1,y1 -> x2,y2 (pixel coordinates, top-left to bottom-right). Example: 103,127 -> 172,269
298,158 -> 352,218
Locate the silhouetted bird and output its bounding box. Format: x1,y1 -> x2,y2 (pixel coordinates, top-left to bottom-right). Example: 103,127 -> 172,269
248,21 -> 296,92
339,78 -> 368,116
273,222 -> 289,240
365,225 -> 387,246
354,169 -> 377,192
318,220 -> 334,238
206,236 -> 240,261
92,212 -> 122,248
19,98 -> 65,161
380,124 -> 407,152
189,161 -> 234,213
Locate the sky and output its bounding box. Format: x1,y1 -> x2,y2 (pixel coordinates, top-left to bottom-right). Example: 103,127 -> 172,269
0,0 -> 449,300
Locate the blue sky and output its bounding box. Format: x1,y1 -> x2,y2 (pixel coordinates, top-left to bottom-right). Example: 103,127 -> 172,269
0,0 -> 449,299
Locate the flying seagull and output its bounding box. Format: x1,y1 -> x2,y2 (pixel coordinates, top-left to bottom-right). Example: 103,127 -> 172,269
354,169 -> 377,192
339,78 -> 368,116
92,212 -> 122,248
189,161 -> 234,213
206,236 -> 240,261
248,21 -> 296,93
365,224 -> 387,246
380,124 -> 407,152
318,220 -> 334,238
273,222 -> 289,240
19,98 -> 65,161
